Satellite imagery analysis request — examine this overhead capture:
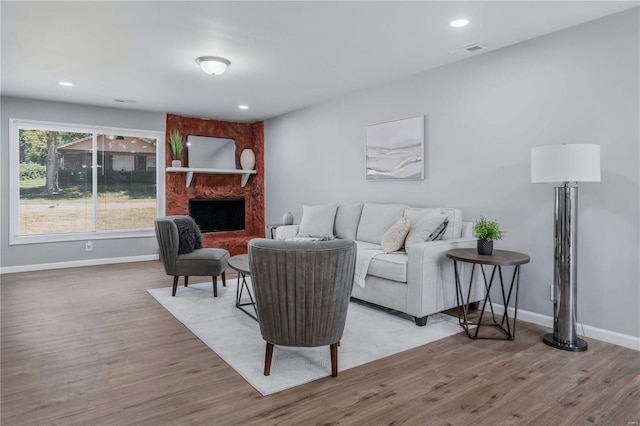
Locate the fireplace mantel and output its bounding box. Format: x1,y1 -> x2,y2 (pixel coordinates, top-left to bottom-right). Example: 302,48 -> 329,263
166,166 -> 257,187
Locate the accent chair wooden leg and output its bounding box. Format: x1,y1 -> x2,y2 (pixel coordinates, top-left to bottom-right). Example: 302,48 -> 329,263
172,276 -> 179,296
184,276 -> 189,287
222,270 -> 227,287
264,342 -> 274,376
212,276 -> 218,297
330,343 -> 339,377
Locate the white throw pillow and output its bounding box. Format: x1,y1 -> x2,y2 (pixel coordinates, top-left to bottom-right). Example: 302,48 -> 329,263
404,212 -> 449,246
380,217 -> 410,253
297,204 -> 338,238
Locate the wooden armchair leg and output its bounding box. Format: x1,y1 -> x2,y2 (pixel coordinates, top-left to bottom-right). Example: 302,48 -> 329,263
330,343 -> 339,377
212,276 -> 218,297
172,276 -> 179,296
264,342 -> 274,376
184,276 -> 189,287
222,270 -> 227,287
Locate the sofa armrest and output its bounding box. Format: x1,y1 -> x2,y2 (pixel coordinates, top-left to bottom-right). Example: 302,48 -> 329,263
404,237 -> 484,317
275,225 -> 300,240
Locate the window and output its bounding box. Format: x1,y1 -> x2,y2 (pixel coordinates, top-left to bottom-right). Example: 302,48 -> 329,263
10,119 -> 165,244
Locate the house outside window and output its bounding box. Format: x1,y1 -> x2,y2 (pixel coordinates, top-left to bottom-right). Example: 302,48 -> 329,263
9,119 -> 165,244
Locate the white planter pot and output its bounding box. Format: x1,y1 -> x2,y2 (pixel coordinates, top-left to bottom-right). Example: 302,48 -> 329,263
171,160 -> 182,168
240,149 -> 255,170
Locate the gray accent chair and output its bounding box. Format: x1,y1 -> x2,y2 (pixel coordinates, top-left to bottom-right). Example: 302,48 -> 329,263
248,238 -> 357,377
154,216 -> 230,297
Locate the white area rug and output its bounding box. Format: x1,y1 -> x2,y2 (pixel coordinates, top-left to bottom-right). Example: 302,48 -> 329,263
148,279 -> 463,395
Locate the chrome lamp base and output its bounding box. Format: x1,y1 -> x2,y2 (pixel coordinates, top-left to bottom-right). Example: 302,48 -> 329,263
544,184 -> 588,352
543,333 -> 588,352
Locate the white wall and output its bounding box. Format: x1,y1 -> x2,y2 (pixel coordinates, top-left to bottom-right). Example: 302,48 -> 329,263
265,10 -> 639,337
0,97 -> 167,269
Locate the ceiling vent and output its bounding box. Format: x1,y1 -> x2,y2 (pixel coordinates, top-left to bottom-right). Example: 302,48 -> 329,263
463,43 -> 487,52
451,43 -> 488,55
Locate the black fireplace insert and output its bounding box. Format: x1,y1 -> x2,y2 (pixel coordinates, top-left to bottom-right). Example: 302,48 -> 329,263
188,198 -> 245,232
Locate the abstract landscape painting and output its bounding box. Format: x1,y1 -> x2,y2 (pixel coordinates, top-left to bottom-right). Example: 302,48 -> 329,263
366,116 -> 424,181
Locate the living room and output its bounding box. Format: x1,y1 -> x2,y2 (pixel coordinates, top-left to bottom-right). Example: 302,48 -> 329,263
1,2 -> 639,424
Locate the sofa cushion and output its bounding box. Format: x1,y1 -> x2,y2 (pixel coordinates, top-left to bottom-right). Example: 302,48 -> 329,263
381,217 -> 410,253
357,203 -> 405,244
334,202 -> 364,240
404,207 -> 462,240
298,203 -> 338,238
404,212 -> 449,246
358,241 -> 408,283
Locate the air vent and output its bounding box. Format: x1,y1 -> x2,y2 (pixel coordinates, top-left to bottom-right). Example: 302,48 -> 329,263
451,43 -> 488,55
463,43 -> 487,52
114,99 -> 137,104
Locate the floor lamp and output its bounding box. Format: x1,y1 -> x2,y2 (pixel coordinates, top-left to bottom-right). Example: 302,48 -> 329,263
531,144 -> 600,352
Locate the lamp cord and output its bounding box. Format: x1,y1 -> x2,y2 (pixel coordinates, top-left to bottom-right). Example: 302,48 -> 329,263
576,301 -> 587,337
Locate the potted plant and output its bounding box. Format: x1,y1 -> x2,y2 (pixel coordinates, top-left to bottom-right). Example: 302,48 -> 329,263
474,216 -> 503,255
169,130 -> 184,167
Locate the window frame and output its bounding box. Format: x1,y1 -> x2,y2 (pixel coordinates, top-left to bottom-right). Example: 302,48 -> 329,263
9,118 -> 165,245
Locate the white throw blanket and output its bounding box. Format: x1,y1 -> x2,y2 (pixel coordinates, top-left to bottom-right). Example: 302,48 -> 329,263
354,244 -> 385,288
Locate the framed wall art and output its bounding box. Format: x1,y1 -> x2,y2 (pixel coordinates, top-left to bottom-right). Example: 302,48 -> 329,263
365,115 -> 424,181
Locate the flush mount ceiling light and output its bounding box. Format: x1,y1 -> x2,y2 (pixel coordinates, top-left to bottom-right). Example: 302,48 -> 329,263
238,105 -> 249,110
58,81 -> 73,86
450,19 -> 469,27
196,56 -> 231,75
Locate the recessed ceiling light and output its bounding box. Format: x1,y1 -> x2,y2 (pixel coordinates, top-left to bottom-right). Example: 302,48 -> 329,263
59,81 -> 73,86
238,105 -> 249,110
450,19 -> 469,28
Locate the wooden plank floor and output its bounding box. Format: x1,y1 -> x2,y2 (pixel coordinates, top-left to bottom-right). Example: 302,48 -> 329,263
2,261 -> 638,425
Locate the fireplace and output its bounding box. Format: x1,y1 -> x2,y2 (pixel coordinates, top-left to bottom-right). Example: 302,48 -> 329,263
189,198 -> 245,232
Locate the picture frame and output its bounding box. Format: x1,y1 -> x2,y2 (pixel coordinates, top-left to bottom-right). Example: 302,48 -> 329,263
365,115 -> 424,181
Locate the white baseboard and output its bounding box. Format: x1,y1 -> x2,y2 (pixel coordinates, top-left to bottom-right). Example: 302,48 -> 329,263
493,304 -> 640,352
0,254 -> 160,274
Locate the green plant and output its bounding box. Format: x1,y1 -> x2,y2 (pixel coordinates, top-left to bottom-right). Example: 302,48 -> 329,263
474,216 -> 503,241
169,131 -> 183,160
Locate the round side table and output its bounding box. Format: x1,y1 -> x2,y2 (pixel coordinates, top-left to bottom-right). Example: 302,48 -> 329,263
446,248 -> 530,340
228,254 -> 258,321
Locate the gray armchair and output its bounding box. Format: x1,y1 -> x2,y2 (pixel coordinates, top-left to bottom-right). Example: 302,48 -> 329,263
154,216 -> 230,297
248,238 -> 357,377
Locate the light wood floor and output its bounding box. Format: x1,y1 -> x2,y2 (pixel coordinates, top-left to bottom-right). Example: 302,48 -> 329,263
1,261 -> 638,425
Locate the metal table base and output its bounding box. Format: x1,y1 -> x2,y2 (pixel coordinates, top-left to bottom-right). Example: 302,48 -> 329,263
235,271 -> 258,322
454,262 -> 521,340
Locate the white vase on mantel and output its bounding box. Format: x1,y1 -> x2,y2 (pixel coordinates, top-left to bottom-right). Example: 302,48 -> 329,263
171,160 -> 182,168
240,149 -> 255,170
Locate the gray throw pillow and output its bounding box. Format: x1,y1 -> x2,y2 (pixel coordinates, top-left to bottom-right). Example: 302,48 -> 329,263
298,204 -> 338,238
405,213 -> 449,246
334,202 -> 364,240
175,217 -> 203,254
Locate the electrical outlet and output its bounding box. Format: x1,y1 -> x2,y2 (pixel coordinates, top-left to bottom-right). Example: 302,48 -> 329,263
85,241 -> 93,252
550,284 -> 554,302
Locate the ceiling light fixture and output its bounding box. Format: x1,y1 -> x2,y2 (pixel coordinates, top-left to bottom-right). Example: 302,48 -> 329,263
238,105 -> 249,110
59,81 -> 73,86
450,19 -> 469,28
196,56 -> 231,75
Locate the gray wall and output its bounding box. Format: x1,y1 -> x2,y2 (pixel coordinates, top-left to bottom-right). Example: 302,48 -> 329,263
265,10 -> 639,337
0,97 -> 167,268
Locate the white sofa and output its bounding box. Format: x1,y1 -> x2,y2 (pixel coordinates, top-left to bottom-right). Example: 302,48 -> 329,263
276,202 -> 484,326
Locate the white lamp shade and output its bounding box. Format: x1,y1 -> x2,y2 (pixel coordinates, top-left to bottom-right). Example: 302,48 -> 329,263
531,144 -> 601,183
196,56 -> 230,75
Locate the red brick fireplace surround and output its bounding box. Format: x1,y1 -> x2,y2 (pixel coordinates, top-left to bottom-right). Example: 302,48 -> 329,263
165,114 -> 265,256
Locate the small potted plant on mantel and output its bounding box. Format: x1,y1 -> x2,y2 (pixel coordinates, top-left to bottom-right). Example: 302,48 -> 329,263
474,216 -> 503,255
169,130 -> 184,167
